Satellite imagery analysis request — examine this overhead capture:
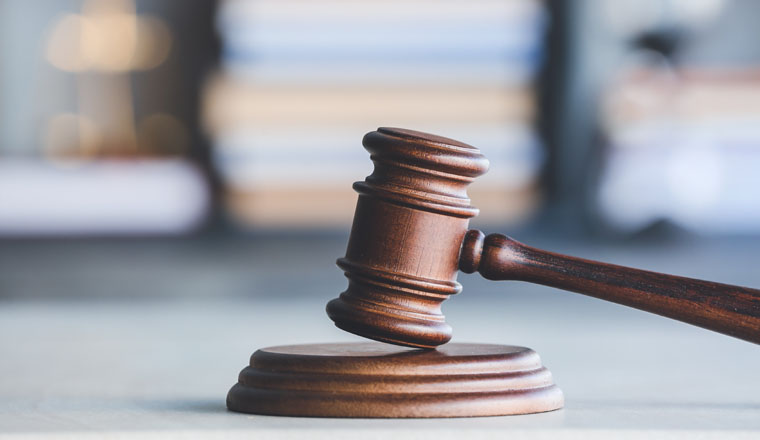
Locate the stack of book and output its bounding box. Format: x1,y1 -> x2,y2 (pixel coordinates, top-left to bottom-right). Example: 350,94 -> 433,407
205,0 -> 547,227
599,68 -> 760,234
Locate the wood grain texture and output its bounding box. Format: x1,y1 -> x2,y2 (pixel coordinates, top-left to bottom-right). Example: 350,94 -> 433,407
226,342 -> 563,418
327,127 -> 760,349
326,127 -> 489,348
460,231 -> 760,344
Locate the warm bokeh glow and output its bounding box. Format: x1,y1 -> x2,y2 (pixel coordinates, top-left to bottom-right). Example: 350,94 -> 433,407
45,0 -> 172,73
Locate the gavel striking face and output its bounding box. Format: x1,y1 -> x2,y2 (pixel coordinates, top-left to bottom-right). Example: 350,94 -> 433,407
327,128 -> 760,349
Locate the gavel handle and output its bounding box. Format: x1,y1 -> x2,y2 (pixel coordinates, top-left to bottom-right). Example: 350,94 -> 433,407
459,230 -> 760,344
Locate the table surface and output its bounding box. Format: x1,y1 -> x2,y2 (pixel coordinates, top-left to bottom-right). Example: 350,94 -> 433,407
1,235 -> 759,438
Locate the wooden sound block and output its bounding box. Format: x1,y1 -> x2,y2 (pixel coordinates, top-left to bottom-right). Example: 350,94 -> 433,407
227,342 -> 563,418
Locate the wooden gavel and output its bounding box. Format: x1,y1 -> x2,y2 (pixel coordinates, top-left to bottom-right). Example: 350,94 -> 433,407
326,127 -> 760,349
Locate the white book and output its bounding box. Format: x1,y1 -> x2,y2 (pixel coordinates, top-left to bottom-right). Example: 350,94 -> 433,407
0,159 -> 209,236
218,0 -> 544,27
220,61 -> 537,87
220,23 -> 543,60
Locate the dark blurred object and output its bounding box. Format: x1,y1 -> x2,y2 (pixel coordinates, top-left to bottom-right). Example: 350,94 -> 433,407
632,29 -> 684,59
539,0 -> 760,237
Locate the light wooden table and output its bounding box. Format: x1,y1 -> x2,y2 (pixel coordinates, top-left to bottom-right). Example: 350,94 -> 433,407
1,236 -> 759,438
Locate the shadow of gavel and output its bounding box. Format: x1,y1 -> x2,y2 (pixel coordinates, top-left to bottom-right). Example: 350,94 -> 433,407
326,128 -> 760,348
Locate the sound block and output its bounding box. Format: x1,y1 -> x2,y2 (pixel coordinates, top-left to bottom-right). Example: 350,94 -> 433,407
227,342 -> 563,418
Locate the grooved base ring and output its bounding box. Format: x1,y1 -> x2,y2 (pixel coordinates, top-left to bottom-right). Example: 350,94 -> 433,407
227,342 -> 564,418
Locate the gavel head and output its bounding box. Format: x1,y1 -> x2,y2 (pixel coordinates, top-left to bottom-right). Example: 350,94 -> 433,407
326,128 -> 489,348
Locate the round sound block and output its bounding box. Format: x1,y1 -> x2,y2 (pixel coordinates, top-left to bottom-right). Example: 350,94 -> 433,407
227,342 -> 563,418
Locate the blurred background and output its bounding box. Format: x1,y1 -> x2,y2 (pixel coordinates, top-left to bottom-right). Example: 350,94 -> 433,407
3,0 -> 760,327
3,0 -> 760,238
2,1 -> 760,429
2,0 -> 760,382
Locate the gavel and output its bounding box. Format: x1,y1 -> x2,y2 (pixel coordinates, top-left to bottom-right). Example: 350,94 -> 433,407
326,127 -> 760,349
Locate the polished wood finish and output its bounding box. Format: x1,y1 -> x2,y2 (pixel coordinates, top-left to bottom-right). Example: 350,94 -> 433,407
460,230 -> 760,344
328,127 -> 760,348
326,128 -> 489,348
227,342 -> 563,418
